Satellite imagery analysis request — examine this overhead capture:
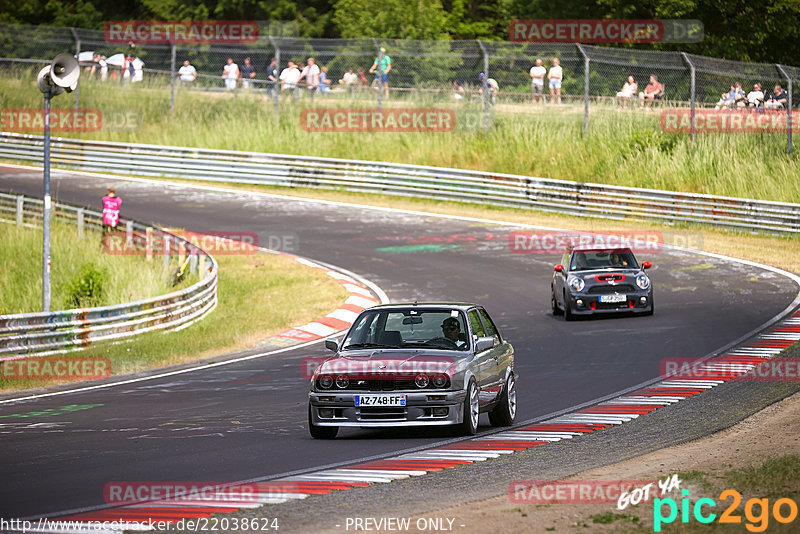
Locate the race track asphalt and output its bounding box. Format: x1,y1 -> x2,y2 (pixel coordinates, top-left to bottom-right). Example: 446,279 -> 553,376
0,166 -> 797,519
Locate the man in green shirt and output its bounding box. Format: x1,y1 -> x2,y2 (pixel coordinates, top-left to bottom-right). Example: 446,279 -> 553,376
369,47 -> 392,100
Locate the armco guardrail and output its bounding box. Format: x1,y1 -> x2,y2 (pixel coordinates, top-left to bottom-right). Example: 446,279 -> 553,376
0,191 -> 218,357
1,132 -> 799,233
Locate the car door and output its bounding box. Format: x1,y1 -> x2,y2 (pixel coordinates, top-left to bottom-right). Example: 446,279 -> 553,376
467,308 -> 496,407
477,307 -> 510,403
554,251 -> 570,308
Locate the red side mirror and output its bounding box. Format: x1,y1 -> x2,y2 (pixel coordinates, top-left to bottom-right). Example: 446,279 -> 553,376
554,264 -> 564,272
642,261 -> 652,270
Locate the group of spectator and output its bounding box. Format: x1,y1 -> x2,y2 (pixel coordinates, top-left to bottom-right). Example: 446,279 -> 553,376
714,82 -> 788,109
529,58 -> 563,104
615,74 -> 664,108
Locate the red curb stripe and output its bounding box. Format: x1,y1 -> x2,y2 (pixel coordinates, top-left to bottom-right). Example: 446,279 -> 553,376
340,303 -> 368,314
516,423 -> 611,432
316,316 -> 352,331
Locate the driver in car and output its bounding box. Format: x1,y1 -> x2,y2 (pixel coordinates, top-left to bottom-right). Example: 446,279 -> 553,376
441,317 -> 468,349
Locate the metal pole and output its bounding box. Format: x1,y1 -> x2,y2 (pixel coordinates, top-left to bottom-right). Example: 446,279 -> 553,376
477,40 -> 489,133
681,52 -> 696,145
170,44 -> 176,113
269,37 -> 280,120
576,44 -> 589,136
71,28 -> 80,113
372,38 -> 383,114
776,64 -> 793,155
42,89 -> 52,312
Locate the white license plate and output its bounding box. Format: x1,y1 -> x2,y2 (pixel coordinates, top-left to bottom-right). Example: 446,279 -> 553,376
355,394 -> 407,407
599,294 -> 626,303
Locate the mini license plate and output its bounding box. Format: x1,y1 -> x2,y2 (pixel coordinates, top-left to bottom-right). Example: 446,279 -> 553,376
599,294 -> 626,303
355,394 -> 407,407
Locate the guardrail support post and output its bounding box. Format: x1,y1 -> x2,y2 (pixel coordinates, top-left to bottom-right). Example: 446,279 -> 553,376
146,227 -> 153,261
77,208 -> 84,239
16,195 -> 24,226
190,252 -> 198,275
199,254 -> 206,278
681,52 -> 696,146
125,221 -> 133,249
163,235 -> 171,270
776,64 -> 793,155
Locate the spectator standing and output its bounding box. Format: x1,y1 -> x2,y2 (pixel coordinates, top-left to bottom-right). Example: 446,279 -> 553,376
178,60 -> 197,85
530,58 -> 546,104
764,84 -> 788,109
746,83 -> 764,108
547,58 -> 562,104
369,47 -> 391,100
240,57 -> 256,89
639,74 -> 663,108
616,75 -> 638,108
266,58 -> 278,98
280,61 -> 301,100
101,187 -> 122,245
319,66 -> 331,94
222,57 -> 239,91
304,58 -> 320,93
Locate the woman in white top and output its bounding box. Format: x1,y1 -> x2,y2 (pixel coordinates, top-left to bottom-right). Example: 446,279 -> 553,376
616,75 -> 638,108
547,58 -> 563,104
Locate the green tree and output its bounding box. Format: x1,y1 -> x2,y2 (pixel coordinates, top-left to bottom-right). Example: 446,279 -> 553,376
333,0 -> 449,39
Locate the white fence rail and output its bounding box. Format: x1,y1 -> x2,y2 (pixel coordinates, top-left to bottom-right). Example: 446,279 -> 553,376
1,132 -> 798,233
0,191 -> 218,357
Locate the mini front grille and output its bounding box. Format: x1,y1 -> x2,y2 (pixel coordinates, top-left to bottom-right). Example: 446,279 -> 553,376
588,284 -> 635,294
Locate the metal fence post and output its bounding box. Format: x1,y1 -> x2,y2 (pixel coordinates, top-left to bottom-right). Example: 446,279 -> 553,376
70,28 -> 80,113
372,38 -> 382,113
776,64 -> 793,155
477,40 -> 489,133
576,44 -> 589,136
16,195 -> 23,226
77,208 -> 84,239
125,220 -> 133,248
269,36 -> 280,120
681,52 -> 696,145
170,43 -> 176,113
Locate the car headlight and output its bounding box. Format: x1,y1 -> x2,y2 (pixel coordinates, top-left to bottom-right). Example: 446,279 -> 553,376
414,374 -> 430,388
636,273 -> 651,290
432,374 -> 449,388
319,374 -> 334,389
568,276 -> 585,292
335,375 -> 350,389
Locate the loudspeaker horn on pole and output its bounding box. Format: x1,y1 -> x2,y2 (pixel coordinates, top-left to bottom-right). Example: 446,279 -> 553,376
37,53 -> 80,95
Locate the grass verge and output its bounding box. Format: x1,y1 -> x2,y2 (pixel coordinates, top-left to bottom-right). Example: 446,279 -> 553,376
1,69 -> 797,202
0,250 -> 349,393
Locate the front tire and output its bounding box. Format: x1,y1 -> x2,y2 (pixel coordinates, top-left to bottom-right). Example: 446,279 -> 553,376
454,379 -> 479,436
564,291 -> 576,321
644,294 -> 654,316
551,286 -> 561,315
489,373 -> 517,427
308,404 -> 338,439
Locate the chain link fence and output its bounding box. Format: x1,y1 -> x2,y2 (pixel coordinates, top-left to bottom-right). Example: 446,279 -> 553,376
0,23 -> 796,151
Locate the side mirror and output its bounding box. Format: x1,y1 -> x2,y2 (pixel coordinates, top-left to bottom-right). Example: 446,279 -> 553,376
554,264 -> 564,272
475,336 -> 495,352
324,338 -> 340,352
642,261 -> 652,270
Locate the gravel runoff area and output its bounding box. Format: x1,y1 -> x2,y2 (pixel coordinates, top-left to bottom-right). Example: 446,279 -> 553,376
213,343 -> 800,534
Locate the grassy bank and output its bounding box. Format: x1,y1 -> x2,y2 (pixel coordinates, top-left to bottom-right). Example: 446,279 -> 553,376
0,250 -> 349,392
0,220 -> 192,314
1,69 -> 797,203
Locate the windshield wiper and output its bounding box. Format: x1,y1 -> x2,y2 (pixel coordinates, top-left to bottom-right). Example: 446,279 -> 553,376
343,342 -> 401,350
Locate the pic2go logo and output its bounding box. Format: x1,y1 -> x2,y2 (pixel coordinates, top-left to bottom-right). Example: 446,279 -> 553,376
654,489 -> 799,532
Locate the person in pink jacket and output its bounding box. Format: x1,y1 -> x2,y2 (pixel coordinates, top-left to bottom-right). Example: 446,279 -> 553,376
102,187 -> 122,230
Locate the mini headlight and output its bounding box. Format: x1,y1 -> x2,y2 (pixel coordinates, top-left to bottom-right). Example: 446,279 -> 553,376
335,375 -> 350,389
414,374 -> 429,388
432,374 -> 448,388
319,375 -> 334,389
636,273 -> 651,290
568,276 -> 585,292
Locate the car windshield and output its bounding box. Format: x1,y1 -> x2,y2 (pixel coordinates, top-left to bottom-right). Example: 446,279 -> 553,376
343,309 -> 470,351
569,248 -> 639,271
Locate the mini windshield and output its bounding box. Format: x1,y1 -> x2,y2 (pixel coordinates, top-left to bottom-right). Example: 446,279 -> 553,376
569,248 -> 639,271
343,309 -> 470,351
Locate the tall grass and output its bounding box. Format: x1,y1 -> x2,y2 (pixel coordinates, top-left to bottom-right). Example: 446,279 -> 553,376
1,67 -> 797,202
0,220 -> 192,314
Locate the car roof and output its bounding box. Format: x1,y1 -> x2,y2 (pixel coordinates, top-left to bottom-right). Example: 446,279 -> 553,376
367,302 -> 479,312
570,245 -> 634,253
